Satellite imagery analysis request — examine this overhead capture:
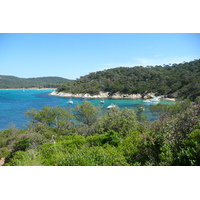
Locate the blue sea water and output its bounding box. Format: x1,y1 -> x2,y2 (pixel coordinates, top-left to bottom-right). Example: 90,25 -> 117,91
0,89 -> 175,130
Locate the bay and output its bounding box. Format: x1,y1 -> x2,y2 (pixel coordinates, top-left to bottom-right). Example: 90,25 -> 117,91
0,89 -> 175,130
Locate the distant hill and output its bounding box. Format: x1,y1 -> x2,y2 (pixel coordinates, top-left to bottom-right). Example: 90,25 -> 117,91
0,75 -> 73,89
57,59 -> 200,101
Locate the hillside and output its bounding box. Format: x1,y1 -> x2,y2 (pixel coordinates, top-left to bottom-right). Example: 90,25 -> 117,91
57,59 -> 200,101
0,75 -> 73,89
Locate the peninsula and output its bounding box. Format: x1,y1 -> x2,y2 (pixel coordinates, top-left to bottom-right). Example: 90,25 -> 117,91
52,59 -> 200,101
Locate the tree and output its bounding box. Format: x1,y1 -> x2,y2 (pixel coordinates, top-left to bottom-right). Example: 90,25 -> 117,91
25,106 -> 75,135
100,106 -> 138,136
73,101 -> 102,126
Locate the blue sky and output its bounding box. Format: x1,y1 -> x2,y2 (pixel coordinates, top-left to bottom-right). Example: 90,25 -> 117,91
0,33 -> 200,80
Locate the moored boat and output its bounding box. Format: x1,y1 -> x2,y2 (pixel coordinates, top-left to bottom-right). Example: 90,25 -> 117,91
151,97 -> 160,102
100,99 -> 105,104
107,103 -> 116,109
143,99 -> 151,103
68,98 -> 73,104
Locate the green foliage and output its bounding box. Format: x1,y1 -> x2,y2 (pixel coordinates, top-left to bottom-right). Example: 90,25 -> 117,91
149,100 -> 191,119
136,104 -> 147,122
13,138 -> 30,152
86,130 -> 121,147
119,132 -> 141,165
57,59 -> 200,101
2,100 -> 200,166
74,101 -> 102,126
56,146 -> 129,166
86,134 -> 108,147
177,128 -> 200,165
99,106 -> 138,136
25,106 -> 75,135
0,75 -> 72,89
6,149 -> 42,166
159,143 -> 174,166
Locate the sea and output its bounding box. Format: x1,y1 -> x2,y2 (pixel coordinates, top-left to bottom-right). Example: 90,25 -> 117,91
0,89 -> 175,130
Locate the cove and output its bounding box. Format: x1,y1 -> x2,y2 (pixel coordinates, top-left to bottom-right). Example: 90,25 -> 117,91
0,89 -> 175,130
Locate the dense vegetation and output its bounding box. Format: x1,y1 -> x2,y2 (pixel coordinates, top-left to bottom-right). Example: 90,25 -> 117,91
0,75 -> 73,88
57,59 -> 200,101
1,100 -> 200,166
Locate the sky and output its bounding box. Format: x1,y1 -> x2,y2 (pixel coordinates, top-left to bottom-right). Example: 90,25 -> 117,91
0,33 -> 200,80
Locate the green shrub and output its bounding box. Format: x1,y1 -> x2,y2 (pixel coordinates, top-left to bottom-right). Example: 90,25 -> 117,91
57,145 -> 129,166
177,128 -> 200,165
100,107 -> 138,137
6,149 -> 42,166
13,138 -> 30,152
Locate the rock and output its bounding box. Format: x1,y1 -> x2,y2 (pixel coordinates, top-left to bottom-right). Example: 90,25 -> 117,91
50,91 -> 142,99
143,93 -> 156,99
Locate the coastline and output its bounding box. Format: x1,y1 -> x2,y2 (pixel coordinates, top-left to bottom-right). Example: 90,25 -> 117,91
0,88 -> 56,90
50,91 -> 176,101
162,98 -> 176,101
0,87 -> 176,101
50,91 -> 142,99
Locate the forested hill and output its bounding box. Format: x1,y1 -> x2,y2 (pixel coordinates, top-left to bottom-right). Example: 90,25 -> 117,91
57,59 -> 200,101
0,75 -> 73,89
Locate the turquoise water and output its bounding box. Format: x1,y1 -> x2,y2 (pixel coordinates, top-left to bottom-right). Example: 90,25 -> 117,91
0,89 -> 175,129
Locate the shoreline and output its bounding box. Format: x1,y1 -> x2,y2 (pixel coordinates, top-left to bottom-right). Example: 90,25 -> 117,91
0,88 -> 56,90
50,91 -> 176,101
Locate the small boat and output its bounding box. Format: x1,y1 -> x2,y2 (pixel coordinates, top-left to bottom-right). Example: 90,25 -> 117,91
68,89 -> 73,104
107,103 -> 116,109
68,98 -> 73,104
143,99 -> 151,103
100,99 -> 105,104
151,97 -> 160,102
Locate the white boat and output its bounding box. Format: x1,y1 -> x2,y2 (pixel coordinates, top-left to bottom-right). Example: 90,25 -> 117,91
68,89 -> 73,104
68,98 -> 73,104
107,103 -> 116,109
100,100 -> 105,104
143,99 -> 151,103
151,97 -> 160,102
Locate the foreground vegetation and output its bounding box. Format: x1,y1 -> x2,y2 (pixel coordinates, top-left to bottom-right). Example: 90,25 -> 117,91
0,75 -> 73,89
57,59 -> 200,101
0,100 -> 200,166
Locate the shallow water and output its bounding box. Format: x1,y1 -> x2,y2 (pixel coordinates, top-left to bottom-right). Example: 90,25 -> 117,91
0,89 -> 175,129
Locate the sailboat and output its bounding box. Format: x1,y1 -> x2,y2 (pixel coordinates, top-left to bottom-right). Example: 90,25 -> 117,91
100,99 -> 105,104
68,89 -> 73,104
68,98 -> 73,104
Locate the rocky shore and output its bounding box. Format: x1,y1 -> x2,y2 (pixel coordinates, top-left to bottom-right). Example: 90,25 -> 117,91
50,91 -> 142,99
50,91 -> 176,101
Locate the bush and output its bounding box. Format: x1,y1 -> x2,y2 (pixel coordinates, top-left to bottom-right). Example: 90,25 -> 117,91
86,130 -> 121,147
57,145 -> 129,166
6,149 -> 42,166
13,138 -> 30,152
74,101 -> 102,126
100,107 -> 138,137
177,128 -> 200,165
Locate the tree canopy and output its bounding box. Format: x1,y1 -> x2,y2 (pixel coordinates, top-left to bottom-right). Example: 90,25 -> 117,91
0,75 -> 73,88
1,100 -> 200,166
57,59 -> 200,101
